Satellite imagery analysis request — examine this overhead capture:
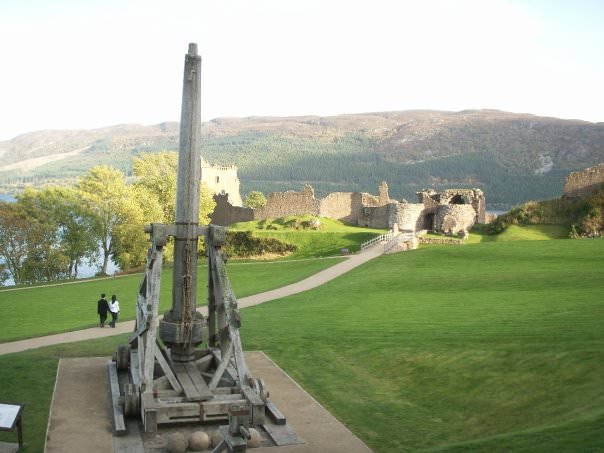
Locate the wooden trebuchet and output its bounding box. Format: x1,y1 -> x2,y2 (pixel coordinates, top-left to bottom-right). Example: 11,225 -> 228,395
107,44 -> 297,449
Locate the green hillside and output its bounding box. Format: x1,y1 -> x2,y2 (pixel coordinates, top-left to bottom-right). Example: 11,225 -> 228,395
1,110 -> 603,209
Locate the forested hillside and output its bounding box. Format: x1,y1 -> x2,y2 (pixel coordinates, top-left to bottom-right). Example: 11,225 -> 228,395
1,110 -> 603,209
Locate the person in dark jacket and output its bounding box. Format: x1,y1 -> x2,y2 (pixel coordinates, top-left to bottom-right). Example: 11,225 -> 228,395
97,293 -> 109,327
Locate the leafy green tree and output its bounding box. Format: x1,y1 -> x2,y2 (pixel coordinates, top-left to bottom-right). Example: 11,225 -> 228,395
78,165 -> 135,275
111,184 -> 163,270
132,151 -> 178,223
0,202 -> 30,284
18,187 -> 98,279
244,191 -> 267,209
132,151 -> 216,226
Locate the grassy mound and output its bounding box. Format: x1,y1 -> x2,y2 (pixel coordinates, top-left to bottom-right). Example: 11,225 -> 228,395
467,224 -> 570,243
487,186 -> 604,238
230,216 -> 386,259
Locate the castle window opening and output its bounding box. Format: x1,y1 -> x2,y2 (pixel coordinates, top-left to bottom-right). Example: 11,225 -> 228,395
451,194 -> 465,204
216,176 -> 220,184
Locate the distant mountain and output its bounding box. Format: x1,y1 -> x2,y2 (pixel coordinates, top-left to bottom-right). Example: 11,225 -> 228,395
1,110 -> 603,209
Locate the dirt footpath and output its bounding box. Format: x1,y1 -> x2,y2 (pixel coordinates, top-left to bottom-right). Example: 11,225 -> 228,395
46,357 -> 114,453
46,353 -> 372,453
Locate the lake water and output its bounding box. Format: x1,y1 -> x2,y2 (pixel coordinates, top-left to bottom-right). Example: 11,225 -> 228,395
0,193 -> 16,202
1,249 -> 119,287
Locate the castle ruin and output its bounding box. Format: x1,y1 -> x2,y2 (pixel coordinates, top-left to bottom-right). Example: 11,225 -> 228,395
563,163 -> 604,198
210,181 -> 486,235
200,158 -> 243,206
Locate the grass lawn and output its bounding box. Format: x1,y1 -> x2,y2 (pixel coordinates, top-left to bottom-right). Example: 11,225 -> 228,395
0,258 -> 343,343
0,335 -> 129,452
240,239 -> 604,452
467,224 -> 570,244
1,237 -> 602,452
231,217 -> 386,258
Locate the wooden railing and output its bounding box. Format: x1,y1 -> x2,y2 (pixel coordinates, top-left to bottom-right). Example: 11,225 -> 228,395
384,232 -> 415,252
360,231 -> 394,250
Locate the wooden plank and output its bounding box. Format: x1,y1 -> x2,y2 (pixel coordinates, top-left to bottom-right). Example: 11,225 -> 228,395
209,341 -> 233,390
107,360 -> 127,436
129,319 -> 149,346
173,363 -> 213,401
129,350 -> 140,388
184,362 -> 213,400
142,247 -> 163,390
263,422 -> 301,446
194,353 -> 214,371
266,400 -> 286,425
241,385 -> 266,425
154,347 -> 182,393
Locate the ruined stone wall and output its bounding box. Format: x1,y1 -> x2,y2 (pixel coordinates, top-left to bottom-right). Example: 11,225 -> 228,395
439,188 -> 486,223
319,192 -> 364,224
258,185 -> 320,218
357,204 -> 392,228
435,205 -> 477,234
395,203 -> 425,231
563,163 -> 604,197
210,183 -> 392,227
210,181 -> 488,233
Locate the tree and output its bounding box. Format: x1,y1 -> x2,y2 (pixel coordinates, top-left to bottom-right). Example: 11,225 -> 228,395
132,151 -> 215,225
111,184 -> 163,270
132,151 -> 178,223
18,187 -> 98,279
244,191 -> 267,209
78,166 -> 134,275
0,202 -> 30,285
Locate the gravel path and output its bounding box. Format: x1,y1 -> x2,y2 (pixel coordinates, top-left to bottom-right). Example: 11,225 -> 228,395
0,246 -> 384,356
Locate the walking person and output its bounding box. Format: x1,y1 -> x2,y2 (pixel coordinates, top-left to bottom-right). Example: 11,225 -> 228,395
97,293 -> 109,327
108,294 -> 120,328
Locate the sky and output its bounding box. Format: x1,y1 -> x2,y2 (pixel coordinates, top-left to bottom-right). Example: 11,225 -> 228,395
0,0 -> 603,141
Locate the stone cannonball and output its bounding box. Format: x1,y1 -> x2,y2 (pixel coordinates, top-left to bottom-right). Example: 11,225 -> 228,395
189,430 -> 210,451
248,427 -> 262,448
166,432 -> 188,453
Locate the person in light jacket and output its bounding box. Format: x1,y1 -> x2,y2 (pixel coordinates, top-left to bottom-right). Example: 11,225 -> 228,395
109,294 -> 120,328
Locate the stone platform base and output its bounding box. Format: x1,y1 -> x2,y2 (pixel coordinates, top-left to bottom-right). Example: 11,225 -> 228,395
46,352 -> 372,453
0,441 -> 19,453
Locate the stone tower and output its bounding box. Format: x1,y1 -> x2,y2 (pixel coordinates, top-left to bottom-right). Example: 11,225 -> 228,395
200,158 -> 243,206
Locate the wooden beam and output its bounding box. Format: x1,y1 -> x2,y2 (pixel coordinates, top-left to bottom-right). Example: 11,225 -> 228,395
154,347 -> 182,393
209,341 -> 233,390
107,361 -> 126,436
266,400 -> 286,425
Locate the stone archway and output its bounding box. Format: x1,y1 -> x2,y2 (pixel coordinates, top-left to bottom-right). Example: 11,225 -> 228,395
424,213 -> 435,231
